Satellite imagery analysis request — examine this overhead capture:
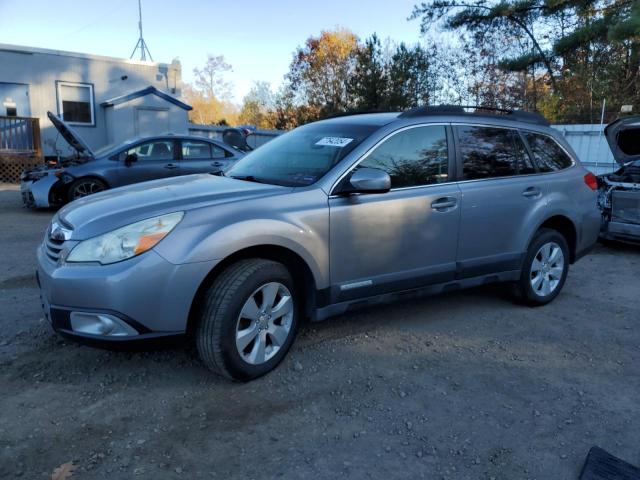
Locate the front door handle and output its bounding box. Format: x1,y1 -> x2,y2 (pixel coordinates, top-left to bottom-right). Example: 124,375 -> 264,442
522,186 -> 541,198
431,196 -> 458,211
164,163 -> 178,170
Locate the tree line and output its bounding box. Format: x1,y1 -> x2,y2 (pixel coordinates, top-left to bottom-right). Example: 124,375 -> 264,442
185,0 -> 639,128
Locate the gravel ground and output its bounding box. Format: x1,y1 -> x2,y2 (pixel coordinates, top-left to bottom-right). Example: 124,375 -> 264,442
1,183 -> 639,480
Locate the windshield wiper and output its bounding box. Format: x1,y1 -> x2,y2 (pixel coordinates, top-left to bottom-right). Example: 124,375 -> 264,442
228,175 -> 268,184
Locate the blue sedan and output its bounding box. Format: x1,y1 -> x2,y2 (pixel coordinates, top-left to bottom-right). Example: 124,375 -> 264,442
21,112 -> 244,208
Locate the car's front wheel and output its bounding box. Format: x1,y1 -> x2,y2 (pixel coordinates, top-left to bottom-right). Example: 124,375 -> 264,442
68,178 -> 107,201
514,228 -> 569,306
196,259 -> 299,381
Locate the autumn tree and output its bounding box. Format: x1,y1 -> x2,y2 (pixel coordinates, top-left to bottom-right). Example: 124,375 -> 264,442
238,81 -> 277,128
287,28 -> 360,116
411,0 -> 640,121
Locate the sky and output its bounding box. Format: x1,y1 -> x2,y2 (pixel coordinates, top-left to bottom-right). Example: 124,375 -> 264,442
0,0 -> 427,103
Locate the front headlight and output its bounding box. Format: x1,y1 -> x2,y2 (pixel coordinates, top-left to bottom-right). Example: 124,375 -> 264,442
67,212 -> 184,264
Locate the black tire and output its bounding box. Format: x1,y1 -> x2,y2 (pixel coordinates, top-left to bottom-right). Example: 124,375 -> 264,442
68,177 -> 108,202
513,228 -> 570,306
196,259 -> 300,381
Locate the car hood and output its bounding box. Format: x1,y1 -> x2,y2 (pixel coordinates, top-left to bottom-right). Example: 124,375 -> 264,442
604,116 -> 640,166
57,174 -> 289,239
47,111 -> 94,156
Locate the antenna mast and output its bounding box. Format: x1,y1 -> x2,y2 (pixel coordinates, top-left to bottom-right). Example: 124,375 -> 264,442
130,0 -> 153,61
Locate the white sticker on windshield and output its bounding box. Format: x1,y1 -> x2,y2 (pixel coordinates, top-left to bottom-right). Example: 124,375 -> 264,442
315,137 -> 354,147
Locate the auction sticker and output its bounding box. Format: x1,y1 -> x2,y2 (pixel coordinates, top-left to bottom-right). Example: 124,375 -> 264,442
315,137 -> 353,147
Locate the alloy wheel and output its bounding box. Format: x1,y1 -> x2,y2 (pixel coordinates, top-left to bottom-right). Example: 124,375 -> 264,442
235,282 -> 294,365
530,241 -> 565,297
71,180 -> 105,199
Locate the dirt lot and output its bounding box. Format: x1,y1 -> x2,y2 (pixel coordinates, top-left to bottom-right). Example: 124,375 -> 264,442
1,183 -> 639,480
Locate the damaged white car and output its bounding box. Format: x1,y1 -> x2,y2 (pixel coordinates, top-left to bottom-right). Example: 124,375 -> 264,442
598,116 -> 640,243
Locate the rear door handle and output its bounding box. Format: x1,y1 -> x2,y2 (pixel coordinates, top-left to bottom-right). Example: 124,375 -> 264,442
164,163 -> 178,170
431,196 -> 458,211
211,161 -> 224,167
522,186 -> 541,198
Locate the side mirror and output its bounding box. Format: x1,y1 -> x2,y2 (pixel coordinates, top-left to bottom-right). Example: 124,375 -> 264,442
341,167 -> 391,194
124,153 -> 138,166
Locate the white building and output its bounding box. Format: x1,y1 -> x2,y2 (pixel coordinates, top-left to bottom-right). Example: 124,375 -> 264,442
0,43 -> 190,158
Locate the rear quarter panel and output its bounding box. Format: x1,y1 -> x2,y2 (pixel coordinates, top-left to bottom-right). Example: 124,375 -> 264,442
543,165 -> 600,255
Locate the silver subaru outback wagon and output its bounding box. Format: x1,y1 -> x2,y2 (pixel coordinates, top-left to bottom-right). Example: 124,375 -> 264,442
37,106 -> 601,381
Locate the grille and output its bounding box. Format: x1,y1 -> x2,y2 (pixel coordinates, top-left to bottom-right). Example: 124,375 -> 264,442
43,219 -> 73,263
612,190 -> 640,225
44,234 -> 64,262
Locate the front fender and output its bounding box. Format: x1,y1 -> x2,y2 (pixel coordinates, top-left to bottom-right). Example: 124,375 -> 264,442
156,217 -> 330,289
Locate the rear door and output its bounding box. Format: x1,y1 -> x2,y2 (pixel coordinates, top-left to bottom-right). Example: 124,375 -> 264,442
116,139 -> 180,186
454,124 -> 547,277
329,124 -> 461,302
179,139 -> 235,175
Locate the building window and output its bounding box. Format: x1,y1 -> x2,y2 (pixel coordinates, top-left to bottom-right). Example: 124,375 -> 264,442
56,82 -> 94,125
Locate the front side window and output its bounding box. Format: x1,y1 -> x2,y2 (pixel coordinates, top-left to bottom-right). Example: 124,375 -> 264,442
358,125 -> 449,188
523,132 -> 573,172
56,82 -> 94,125
458,126 -> 518,180
125,140 -> 174,160
226,122 -> 379,186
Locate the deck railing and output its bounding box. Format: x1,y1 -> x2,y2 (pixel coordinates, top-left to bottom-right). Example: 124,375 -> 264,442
0,116 -> 42,157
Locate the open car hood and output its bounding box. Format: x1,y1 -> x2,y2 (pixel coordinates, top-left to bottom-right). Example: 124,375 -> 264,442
47,111 -> 94,156
604,116 -> 640,166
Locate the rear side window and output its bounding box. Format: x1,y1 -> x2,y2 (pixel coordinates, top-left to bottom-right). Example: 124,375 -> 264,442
457,126 -> 518,179
182,140 -> 212,159
523,132 -> 573,172
359,125 -> 449,188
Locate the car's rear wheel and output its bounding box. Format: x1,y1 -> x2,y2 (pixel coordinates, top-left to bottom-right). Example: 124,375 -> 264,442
68,178 -> 107,201
514,228 -> 569,306
196,259 -> 299,381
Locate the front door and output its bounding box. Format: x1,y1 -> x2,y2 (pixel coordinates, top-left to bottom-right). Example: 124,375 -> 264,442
0,82 -> 30,117
116,139 -> 180,186
454,124 -> 548,276
329,124 -> 460,303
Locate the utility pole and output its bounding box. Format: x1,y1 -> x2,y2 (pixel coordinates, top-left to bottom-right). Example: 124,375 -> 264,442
130,0 -> 153,61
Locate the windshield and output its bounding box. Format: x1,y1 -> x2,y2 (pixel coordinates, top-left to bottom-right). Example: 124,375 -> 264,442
92,143 -> 120,157
225,122 -> 380,186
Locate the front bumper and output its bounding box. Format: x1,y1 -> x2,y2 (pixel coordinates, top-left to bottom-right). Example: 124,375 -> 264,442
37,245 -> 218,346
20,175 -> 60,208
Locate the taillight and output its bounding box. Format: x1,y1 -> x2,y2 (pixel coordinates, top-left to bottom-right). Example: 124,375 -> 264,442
584,172 -> 598,191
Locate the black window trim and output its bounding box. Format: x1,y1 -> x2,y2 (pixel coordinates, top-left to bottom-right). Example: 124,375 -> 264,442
451,122 -> 576,184
329,122 -> 455,196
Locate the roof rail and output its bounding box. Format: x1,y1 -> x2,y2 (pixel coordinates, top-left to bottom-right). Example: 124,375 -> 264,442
398,104 -> 550,126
